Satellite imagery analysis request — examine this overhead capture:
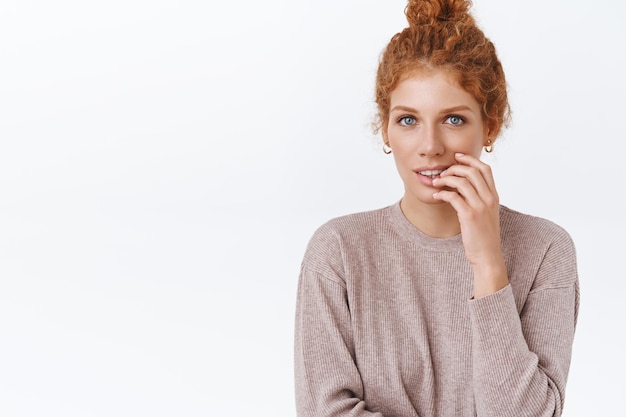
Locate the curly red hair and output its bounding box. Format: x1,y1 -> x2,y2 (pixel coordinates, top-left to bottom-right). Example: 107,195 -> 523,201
375,0 -> 510,140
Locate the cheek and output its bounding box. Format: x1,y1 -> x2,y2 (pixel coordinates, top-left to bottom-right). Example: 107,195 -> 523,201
459,130 -> 487,155
387,126 -> 411,148
388,137 -> 413,161
468,138 -> 485,155
391,146 -> 417,177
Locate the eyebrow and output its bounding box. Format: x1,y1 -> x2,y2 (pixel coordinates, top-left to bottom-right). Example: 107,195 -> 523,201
390,105 -> 474,114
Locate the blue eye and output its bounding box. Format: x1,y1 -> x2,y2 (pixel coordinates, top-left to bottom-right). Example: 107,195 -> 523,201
399,116 -> 416,126
446,115 -> 465,126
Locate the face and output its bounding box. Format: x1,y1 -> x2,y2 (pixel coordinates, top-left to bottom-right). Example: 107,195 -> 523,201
382,69 -> 491,209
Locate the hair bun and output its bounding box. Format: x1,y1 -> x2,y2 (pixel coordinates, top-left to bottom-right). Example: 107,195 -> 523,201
405,0 -> 473,27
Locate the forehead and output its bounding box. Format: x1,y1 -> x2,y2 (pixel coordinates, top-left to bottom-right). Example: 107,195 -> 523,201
390,69 -> 480,111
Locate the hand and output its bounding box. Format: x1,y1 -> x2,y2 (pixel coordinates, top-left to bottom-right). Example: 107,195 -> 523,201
432,153 -> 508,297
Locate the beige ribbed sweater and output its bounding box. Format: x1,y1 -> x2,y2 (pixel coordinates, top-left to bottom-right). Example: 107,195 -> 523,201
294,202 -> 579,417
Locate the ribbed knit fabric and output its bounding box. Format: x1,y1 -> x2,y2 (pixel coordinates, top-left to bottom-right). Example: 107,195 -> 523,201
294,201 -> 579,417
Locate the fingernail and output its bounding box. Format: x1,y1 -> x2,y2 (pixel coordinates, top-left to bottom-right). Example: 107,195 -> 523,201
455,152 -> 465,157
433,192 -> 439,198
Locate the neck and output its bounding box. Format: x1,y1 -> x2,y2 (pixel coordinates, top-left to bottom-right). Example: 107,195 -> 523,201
400,196 -> 461,238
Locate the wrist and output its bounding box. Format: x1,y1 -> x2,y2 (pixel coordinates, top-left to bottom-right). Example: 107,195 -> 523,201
471,257 -> 509,299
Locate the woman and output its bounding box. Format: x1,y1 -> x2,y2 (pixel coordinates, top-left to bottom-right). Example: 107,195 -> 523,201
294,0 -> 579,416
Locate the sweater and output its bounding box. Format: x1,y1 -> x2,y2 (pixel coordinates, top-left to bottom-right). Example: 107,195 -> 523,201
294,201 -> 579,417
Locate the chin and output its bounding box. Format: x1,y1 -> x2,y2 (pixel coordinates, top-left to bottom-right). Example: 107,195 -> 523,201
403,189 -> 440,207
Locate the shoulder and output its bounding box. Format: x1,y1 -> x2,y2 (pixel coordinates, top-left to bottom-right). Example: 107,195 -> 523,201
500,206 -> 571,241
313,205 -> 391,241
301,205 -> 394,277
499,205 -> 577,288
499,205 -> 575,249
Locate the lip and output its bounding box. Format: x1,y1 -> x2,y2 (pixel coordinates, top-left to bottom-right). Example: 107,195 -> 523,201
414,165 -> 450,174
413,165 -> 451,187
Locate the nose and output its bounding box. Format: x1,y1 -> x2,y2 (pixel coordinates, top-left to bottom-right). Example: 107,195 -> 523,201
416,123 -> 444,157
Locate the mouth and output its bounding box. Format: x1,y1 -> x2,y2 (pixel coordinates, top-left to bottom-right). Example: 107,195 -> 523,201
415,168 -> 448,179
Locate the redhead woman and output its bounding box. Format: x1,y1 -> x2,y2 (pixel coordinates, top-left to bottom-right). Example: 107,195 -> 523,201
293,0 -> 579,416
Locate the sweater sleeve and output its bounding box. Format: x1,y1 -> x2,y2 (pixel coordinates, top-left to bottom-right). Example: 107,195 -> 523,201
294,263 -> 386,417
468,231 -> 579,417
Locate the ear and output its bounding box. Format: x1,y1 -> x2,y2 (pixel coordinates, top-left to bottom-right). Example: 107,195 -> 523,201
485,122 -> 500,145
381,121 -> 390,146
484,133 -> 494,147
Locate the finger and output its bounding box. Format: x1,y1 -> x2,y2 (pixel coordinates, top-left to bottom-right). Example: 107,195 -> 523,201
440,155 -> 500,211
442,158 -> 499,210
448,153 -> 495,190
432,189 -> 471,215
432,175 -> 483,207
449,153 -> 498,196
438,165 -> 494,206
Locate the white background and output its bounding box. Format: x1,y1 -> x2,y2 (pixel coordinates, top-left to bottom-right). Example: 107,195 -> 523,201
1,0 -> 624,416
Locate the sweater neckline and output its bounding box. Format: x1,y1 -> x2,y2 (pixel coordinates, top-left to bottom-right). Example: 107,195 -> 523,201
387,200 -> 465,252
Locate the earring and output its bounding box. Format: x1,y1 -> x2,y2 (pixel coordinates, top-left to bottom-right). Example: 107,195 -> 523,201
484,139 -> 494,153
383,143 -> 392,154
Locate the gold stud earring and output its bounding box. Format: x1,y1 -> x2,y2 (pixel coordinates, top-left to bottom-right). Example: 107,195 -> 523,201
484,139 -> 494,153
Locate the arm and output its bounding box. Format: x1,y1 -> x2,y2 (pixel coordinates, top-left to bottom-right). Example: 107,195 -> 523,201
469,235 -> 579,417
433,153 -> 579,416
295,264 -> 386,417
